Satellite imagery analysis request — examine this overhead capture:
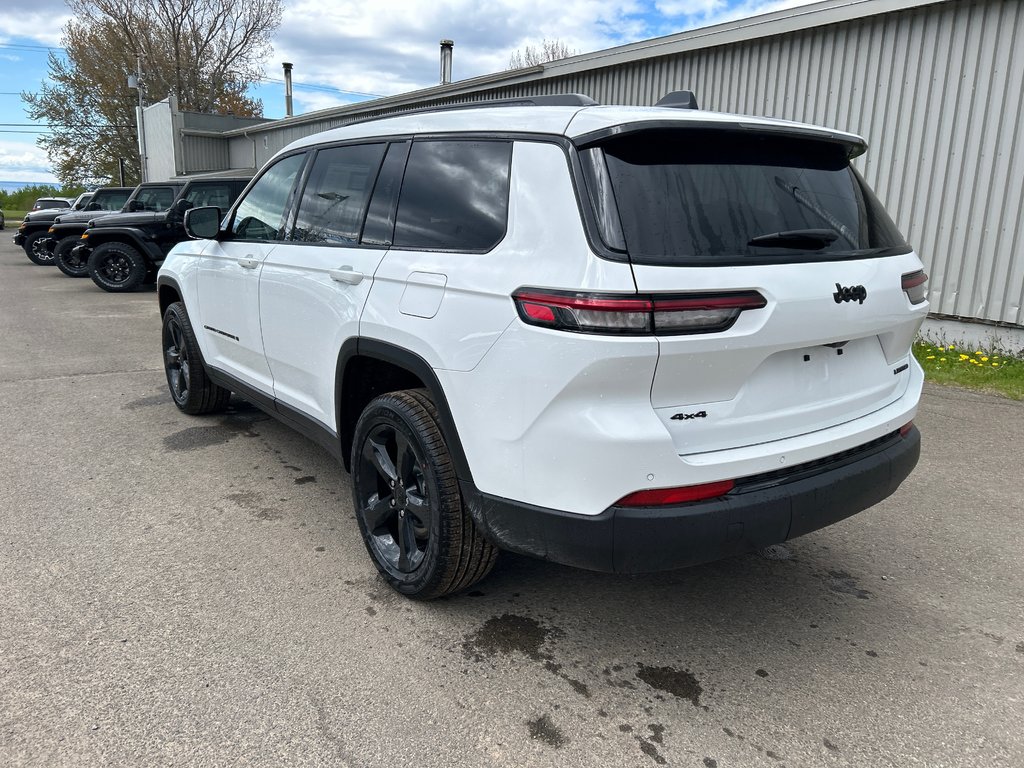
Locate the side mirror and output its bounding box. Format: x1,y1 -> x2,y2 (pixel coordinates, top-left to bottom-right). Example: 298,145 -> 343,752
173,198 -> 193,216
128,200 -> 141,212
184,206 -> 222,240
86,202 -> 101,211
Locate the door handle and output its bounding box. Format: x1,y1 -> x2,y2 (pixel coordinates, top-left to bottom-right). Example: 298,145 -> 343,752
328,266 -> 365,285
237,257 -> 259,269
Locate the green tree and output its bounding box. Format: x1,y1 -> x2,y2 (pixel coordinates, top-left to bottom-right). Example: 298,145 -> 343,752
23,0 -> 282,187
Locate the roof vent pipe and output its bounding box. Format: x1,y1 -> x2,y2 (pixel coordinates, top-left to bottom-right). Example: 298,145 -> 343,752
440,40 -> 453,85
283,62 -> 294,116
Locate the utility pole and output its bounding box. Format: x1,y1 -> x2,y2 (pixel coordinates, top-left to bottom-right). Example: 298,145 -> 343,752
128,57 -> 148,182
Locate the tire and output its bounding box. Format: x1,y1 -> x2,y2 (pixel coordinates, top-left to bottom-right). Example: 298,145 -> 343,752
351,389 -> 497,599
24,231 -> 55,265
162,301 -> 231,415
54,237 -> 89,277
88,241 -> 148,292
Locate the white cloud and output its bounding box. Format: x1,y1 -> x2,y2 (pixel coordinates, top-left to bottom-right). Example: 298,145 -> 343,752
0,139 -> 58,183
0,0 -> 72,48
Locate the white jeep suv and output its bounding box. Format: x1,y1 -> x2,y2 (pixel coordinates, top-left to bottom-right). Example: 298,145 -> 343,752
157,93 -> 927,599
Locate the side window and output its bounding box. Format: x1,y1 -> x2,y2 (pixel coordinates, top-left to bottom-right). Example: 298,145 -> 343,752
134,186 -> 176,211
291,143 -> 386,244
231,153 -> 306,241
393,140 -> 512,251
183,183 -> 236,210
361,141 -> 410,247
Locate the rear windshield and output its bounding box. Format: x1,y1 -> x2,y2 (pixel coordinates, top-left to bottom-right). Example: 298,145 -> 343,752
585,130 -> 908,265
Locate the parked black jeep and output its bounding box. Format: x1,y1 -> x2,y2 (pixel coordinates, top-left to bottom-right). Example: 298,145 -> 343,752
47,183 -> 177,277
13,191 -> 107,264
77,173 -> 252,292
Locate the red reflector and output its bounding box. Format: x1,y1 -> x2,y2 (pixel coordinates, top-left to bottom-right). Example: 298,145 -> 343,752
523,302 -> 556,322
616,480 -> 735,507
899,421 -> 914,437
901,271 -> 928,290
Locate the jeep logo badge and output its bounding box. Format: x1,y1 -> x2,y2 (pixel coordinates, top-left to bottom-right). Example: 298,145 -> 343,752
833,283 -> 867,304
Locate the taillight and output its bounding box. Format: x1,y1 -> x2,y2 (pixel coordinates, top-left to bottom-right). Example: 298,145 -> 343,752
512,289 -> 766,335
899,421 -> 914,437
901,270 -> 928,304
616,480 -> 735,507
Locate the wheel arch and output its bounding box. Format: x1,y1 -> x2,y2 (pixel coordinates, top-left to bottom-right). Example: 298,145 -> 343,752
87,230 -> 162,263
157,275 -> 183,317
336,339 -> 473,483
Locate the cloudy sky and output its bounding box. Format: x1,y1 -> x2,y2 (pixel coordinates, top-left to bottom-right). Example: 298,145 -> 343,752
0,0 -> 821,183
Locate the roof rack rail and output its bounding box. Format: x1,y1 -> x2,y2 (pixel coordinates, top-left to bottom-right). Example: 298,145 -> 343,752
346,93 -> 599,127
655,90 -> 699,110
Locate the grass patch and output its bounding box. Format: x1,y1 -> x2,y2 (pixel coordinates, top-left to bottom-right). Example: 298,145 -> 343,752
913,341 -> 1024,400
2,209 -> 28,224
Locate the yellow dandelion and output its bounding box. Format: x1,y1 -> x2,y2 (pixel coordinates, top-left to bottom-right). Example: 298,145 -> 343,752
981,356 -> 989,362
926,355 -> 935,359
992,362 -> 999,367
939,357 -> 946,361
959,354 -> 969,360
948,345 -> 956,350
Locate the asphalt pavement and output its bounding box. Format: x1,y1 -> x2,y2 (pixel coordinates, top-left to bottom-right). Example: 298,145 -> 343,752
1,237 -> 1021,767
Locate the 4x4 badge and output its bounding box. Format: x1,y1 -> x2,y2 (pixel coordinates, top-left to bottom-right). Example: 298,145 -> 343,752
834,283 -> 867,304
671,410 -> 707,421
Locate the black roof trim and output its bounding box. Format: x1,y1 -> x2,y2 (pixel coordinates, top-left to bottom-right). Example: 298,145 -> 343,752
573,119 -> 867,158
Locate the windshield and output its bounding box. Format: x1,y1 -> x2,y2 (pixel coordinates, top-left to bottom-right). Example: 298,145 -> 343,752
93,189 -> 132,210
586,130 -> 908,265
129,186 -> 177,212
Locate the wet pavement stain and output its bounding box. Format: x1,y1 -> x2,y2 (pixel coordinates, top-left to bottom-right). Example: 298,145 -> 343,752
703,758 -> 718,768
365,606 -> 377,617
462,613 -> 560,662
824,737 -> 840,751
294,475 -> 316,485
647,724 -> 665,743
826,570 -> 873,599
543,661 -> 590,698
224,490 -> 282,521
755,668 -> 769,677
526,714 -> 566,748
123,393 -> 169,410
635,663 -> 703,708
636,736 -> 667,765
1016,642 -> 1024,654
163,426 -> 234,451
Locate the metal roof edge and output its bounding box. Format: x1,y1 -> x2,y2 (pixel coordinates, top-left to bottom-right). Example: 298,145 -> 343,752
538,0 -> 947,77
220,65 -> 545,137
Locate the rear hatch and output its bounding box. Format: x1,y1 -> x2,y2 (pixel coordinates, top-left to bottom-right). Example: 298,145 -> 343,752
579,126 -> 923,455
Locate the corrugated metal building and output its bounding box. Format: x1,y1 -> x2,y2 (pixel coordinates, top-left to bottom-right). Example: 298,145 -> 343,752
145,0 -> 1024,349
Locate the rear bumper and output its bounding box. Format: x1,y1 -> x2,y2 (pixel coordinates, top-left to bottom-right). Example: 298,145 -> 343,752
467,427 -> 920,573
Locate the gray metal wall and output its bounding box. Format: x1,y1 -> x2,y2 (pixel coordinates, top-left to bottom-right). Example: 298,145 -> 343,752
226,0 -> 1024,327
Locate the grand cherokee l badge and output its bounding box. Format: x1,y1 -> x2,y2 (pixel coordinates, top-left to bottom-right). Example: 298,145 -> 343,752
833,283 -> 867,304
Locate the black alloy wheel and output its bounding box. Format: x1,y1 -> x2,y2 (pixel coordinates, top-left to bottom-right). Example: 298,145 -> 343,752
55,237 -> 90,277
351,390 -> 497,599
24,231 -> 55,265
161,302 -> 230,414
358,420 -> 433,574
88,242 -> 147,292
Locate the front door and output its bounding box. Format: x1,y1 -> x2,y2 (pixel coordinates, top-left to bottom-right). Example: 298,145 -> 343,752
196,153 -> 306,394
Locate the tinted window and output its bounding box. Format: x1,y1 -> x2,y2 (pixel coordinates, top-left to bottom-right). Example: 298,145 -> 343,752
362,141 -> 410,247
394,140 -> 511,251
596,130 -> 907,265
183,182 -> 244,210
291,143 -> 386,244
132,186 -> 177,212
231,153 -> 305,241
93,190 -> 131,210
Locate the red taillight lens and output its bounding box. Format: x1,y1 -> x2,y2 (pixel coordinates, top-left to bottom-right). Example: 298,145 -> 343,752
901,270 -> 928,304
616,480 -> 735,507
899,421 -> 914,437
512,289 -> 766,335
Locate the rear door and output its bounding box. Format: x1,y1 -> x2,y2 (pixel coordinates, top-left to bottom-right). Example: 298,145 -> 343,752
258,141 -> 397,431
587,129 -> 927,455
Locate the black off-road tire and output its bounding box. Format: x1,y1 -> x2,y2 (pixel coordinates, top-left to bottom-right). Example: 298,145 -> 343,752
351,389 -> 498,599
24,231 -> 55,265
54,237 -> 90,277
88,241 -> 148,292
162,301 -> 231,415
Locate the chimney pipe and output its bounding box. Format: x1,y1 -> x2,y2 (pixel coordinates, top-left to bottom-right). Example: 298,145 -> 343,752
439,40 -> 453,85
282,62 -> 294,117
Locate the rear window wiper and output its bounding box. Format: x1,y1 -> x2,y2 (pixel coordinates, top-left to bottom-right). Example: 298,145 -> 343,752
747,229 -> 840,249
